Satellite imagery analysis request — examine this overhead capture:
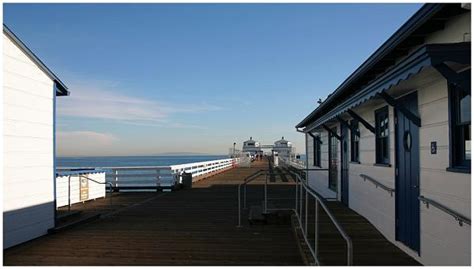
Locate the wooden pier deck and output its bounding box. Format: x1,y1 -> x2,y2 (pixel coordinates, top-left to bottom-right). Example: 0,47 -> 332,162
4,160 -> 303,266
4,159 -> 420,266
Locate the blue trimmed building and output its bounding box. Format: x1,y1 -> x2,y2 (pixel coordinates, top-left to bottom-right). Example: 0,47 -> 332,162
296,3 -> 471,265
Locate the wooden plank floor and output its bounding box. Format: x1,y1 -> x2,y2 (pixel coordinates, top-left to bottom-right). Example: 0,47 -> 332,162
307,202 -> 420,265
285,173 -> 420,266
4,160 -> 421,266
4,160 -> 303,266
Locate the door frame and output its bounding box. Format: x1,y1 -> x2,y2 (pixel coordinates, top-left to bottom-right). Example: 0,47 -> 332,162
328,127 -> 338,193
340,123 -> 349,206
394,91 -> 421,254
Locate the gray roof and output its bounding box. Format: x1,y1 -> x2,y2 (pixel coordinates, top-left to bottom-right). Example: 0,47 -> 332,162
3,24 -> 69,96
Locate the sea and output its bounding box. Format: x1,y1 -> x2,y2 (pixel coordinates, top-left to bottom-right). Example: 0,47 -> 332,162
57,155 -> 229,168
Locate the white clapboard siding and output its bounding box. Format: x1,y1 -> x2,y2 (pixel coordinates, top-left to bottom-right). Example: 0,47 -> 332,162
3,32 -> 56,249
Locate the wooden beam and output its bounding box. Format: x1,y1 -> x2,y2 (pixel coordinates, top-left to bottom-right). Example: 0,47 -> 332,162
377,91 -> 421,127
307,132 -> 322,144
336,116 -> 360,137
434,63 -> 470,94
322,124 -> 342,141
347,109 -> 376,134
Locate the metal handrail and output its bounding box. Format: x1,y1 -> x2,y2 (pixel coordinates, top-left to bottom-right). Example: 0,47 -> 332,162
359,174 -> 395,196
419,195 -> 471,226
82,175 -> 114,192
82,175 -> 114,207
237,170 -> 269,227
290,171 -> 353,266
57,174 -> 115,219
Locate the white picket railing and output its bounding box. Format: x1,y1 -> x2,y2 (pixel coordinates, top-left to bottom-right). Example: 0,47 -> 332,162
55,169 -> 107,208
58,158 -> 241,192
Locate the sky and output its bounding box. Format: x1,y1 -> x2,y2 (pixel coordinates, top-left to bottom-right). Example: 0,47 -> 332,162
4,3 -> 422,156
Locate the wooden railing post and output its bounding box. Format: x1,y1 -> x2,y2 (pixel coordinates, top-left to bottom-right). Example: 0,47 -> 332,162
114,169 -> 118,191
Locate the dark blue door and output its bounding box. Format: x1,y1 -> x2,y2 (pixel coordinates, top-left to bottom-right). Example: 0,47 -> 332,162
395,92 -> 420,253
340,123 -> 349,206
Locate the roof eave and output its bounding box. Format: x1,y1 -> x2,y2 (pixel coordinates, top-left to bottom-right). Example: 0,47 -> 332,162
3,24 -> 69,97
296,3 -> 446,129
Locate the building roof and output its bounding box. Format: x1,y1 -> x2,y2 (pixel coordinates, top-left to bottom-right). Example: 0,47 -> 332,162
244,137 -> 256,143
3,24 -> 69,96
275,136 -> 289,144
303,42 -> 470,130
296,3 -> 469,129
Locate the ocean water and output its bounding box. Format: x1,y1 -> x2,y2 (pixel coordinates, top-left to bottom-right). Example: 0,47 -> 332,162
57,155 -> 229,168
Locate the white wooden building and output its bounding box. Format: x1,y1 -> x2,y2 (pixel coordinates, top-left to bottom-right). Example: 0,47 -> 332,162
273,136 -> 293,159
3,24 -> 69,248
296,4 -> 470,265
242,137 -> 262,154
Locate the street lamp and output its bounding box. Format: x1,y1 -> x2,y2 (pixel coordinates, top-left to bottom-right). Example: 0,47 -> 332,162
233,142 -> 236,157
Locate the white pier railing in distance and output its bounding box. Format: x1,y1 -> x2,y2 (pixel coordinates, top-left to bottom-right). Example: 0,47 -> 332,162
58,158 -> 241,192
170,158 -> 238,184
280,157 -> 306,170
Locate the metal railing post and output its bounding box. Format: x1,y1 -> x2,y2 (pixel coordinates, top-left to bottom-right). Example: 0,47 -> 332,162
299,179 -> 303,218
264,173 -> 268,214
237,185 -> 242,227
244,183 -> 247,209
295,176 -> 299,214
289,170 -> 353,266
305,188 -> 308,236
347,240 -> 353,265
315,199 -> 319,258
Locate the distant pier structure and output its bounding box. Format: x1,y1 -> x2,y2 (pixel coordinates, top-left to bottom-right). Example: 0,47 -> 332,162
241,136 -> 294,159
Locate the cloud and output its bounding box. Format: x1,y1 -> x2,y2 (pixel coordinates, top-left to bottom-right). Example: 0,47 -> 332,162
57,79 -> 221,126
56,131 -> 119,156
57,131 -> 118,143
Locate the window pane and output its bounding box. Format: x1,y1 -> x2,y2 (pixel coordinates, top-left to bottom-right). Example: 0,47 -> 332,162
383,137 -> 389,160
465,125 -> 471,161
355,142 -> 359,161
460,94 -> 471,124
375,107 -> 389,164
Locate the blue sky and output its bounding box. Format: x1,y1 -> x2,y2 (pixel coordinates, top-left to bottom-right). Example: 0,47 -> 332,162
4,3 -> 422,156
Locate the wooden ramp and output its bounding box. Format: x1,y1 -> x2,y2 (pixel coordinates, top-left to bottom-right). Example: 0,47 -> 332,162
4,160 -> 303,266
281,171 -> 420,266
314,202 -> 420,265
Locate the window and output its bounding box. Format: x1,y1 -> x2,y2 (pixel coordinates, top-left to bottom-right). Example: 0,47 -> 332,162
313,135 -> 321,167
350,120 -> 360,162
375,106 -> 390,165
449,78 -> 471,171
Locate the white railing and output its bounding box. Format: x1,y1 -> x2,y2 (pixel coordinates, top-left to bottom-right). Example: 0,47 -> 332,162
58,158 -> 240,192
171,158 -> 238,183
280,156 -> 306,170
55,170 -> 107,209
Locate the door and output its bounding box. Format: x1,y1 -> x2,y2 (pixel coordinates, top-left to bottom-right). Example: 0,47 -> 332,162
328,127 -> 338,192
395,92 -> 420,253
340,123 -> 349,205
